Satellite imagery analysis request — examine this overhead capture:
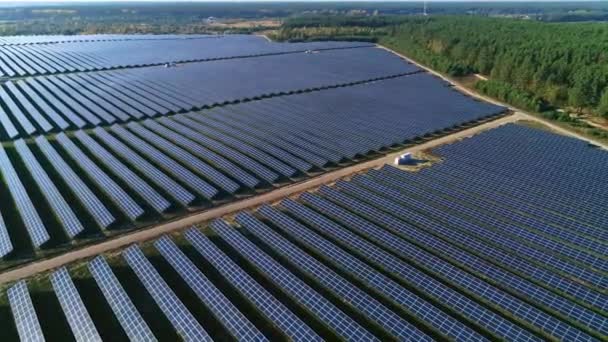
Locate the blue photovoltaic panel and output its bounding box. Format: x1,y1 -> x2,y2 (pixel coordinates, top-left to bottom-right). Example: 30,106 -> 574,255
4,82 -> 53,132
154,236 -> 266,341
122,245 -> 212,342
178,115 -> 301,177
160,117 -> 279,183
0,210 -> 13,257
34,136 -> 115,228
7,281 -> 45,342
110,124 -> 218,200
277,199 -> 517,341
74,130 -> 170,213
236,211 -> 432,341
209,219 -> 376,341
330,176 -> 594,341
88,256 -> 157,342
92,127 -> 195,207
184,228 -> 322,341
0,99 -> 19,138
261,202 -> 541,341
0,144 -> 49,247
0,86 -> 36,134
14,139 -> 84,238
51,267 -> 102,342
127,122 -> 240,194
15,80 -> 70,130
142,120 -> 260,189
32,78 -> 100,126
55,133 -> 144,221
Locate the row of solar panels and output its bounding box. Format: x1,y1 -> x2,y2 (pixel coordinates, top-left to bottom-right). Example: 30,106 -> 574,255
0,47 -> 417,138
0,74 -> 504,258
0,35 -> 374,77
0,34 -> 218,46
4,140 -> 605,341
436,124 -> 608,212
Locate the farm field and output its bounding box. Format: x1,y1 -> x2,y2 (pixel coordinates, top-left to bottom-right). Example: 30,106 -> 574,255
0,123 -> 605,341
0,34 -> 506,269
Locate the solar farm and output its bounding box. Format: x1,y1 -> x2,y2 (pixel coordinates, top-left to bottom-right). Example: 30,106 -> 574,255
0,34 -> 507,264
0,33 -> 605,342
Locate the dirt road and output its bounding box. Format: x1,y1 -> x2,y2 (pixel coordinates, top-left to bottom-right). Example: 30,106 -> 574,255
0,113 -> 521,285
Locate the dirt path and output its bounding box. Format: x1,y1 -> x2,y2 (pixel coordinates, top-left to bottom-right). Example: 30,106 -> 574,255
0,113 -> 521,285
377,45 -> 608,151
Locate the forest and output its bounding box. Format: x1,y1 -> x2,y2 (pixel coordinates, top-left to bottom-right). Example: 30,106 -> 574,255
274,15 -> 608,119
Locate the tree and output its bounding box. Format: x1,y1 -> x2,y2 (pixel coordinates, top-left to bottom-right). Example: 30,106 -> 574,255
598,89 -> 608,118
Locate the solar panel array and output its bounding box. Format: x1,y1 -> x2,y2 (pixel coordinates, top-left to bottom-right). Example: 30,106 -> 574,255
0,34 -> 216,46
0,60 -> 504,259
0,35 -> 373,77
4,124 -> 605,340
0,47 -> 419,137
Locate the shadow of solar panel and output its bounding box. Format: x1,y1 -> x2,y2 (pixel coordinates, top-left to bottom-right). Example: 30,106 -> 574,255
122,245 -> 212,341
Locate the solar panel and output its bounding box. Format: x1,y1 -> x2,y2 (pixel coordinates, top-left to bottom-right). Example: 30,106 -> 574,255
74,131 -> 170,213
15,80 -> 70,130
0,144 -> 49,247
33,78 -> 100,126
0,208 -> 13,257
110,125 -> 218,200
357,171 -> 605,291
70,74 -> 145,119
372,167 -> 605,272
159,117 -> 279,184
184,228 -> 321,341
0,98 -> 19,138
50,77 -> 115,124
178,115 -> 300,177
50,267 -> 102,342
34,136 -> 115,228
276,198 -> 528,341
63,74 -> 130,122
142,120 -> 260,189
86,73 -> 160,116
4,82 -> 53,132
127,122 -> 240,194
209,219 -> 376,341
55,133 -> 144,221
14,139 -> 84,238
7,281 -> 45,342
122,245 -> 212,341
0,85 -> 36,134
154,236 -> 265,341
324,177 -> 594,341
92,127 -> 194,207
236,211 -> 431,341
88,256 -> 157,342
